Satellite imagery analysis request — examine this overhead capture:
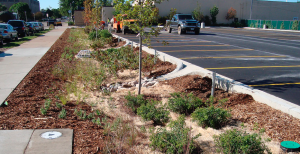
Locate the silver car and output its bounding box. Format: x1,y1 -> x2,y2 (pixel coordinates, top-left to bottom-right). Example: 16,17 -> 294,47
38,22 -> 44,31
0,23 -> 18,42
31,22 -> 41,32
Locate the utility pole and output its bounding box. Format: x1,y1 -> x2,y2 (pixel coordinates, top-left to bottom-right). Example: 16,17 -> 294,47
33,13 -> 35,21
25,11 -> 27,22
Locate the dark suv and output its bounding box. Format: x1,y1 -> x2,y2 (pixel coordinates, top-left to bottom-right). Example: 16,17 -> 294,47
7,20 -> 29,37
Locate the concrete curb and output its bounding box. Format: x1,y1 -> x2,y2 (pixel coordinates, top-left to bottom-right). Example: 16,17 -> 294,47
111,34 -> 184,78
112,33 -> 300,119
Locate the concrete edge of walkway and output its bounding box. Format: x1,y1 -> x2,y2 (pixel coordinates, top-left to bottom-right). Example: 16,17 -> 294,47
113,33 -> 300,120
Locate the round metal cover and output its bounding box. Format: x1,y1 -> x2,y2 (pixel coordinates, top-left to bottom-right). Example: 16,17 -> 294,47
40,131 -> 62,139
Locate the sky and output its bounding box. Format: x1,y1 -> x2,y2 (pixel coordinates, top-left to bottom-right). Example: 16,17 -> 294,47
40,0 -> 60,10
39,0 -> 299,10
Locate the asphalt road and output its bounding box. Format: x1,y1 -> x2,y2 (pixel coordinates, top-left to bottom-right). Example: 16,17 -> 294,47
112,27 -> 300,105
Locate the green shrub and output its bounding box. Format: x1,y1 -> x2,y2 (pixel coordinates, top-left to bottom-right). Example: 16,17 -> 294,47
150,115 -> 201,154
58,108 -> 67,119
137,102 -> 170,125
191,106 -> 231,129
125,92 -> 147,114
214,129 -> 271,154
40,99 -> 51,115
90,39 -> 104,50
292,20 -> 299,30
68,21 -> 74,26
56,102 -> 63,109
88,30 -> 112,40
168,92 -> 204,115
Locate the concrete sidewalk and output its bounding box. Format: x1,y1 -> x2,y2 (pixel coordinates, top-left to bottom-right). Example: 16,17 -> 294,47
0,26 -> 67,105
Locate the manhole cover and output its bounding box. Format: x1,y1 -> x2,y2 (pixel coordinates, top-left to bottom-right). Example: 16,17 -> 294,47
76,50 -> 92,58
40,131 -> 62,139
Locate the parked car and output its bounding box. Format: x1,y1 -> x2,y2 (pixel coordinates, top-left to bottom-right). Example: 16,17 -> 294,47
31,22 -> 41,32
47,19 -> 56,26
0,23 -> 18,42
56,19 -> 62,26
0,33 -> 3,46
166,14 -> 200,35
26,22 -> 36,35
38,22 -> 44,31
7,20 -> 29,37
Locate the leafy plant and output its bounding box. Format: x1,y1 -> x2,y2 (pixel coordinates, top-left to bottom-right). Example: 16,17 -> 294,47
191,106 -> 231,129
40,99 -> 51,115
124,92 -> 147,113
210,6 -> 219,25
192,2 -> 203,22
226,7 -> 236,20
292,20 -> 299,30
88,30 -> 112,40
214,129 -> 271,154
56,102 -> 63,109
58,108 -> 67,119
280,22 -> 285,29
168,92 -> 204,115
150,115 -> 201,154
137,101 -> 170,125
68,21 -> 74,26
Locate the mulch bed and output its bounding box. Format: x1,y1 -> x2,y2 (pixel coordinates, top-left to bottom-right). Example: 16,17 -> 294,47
0,28 -> 176,153
162,75 -> 300,143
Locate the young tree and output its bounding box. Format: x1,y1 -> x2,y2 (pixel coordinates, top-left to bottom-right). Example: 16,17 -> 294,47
9,2 -> 32,21
192,2 -> 203,22
90,0 -> 102,38
114,0 -> 165,94
35,12 -> 43,20
83,0 -> 93,25
210,5 -> 219,25
226,7 -> 236,21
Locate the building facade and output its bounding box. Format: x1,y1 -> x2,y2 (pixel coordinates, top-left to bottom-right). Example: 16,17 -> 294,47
0,0 -> 40,13
155,0 -> 300,24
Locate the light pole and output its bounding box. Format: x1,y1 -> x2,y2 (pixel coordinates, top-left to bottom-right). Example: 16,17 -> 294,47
25,11 -> 27,22
46,13 -> 49,26
33,13 -> 35,21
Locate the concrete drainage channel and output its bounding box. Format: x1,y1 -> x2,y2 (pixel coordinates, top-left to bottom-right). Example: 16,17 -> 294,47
113,34 -> 300,120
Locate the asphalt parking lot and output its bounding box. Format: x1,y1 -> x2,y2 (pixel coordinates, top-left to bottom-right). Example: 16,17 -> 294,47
113,27 -> 300,105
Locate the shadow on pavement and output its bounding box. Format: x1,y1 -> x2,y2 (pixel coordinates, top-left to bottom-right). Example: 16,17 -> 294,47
0,52 -> 13,57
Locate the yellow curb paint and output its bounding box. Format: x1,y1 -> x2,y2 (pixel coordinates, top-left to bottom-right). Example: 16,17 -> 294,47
206,65 -> 300,70
163,49 -> 253,52
180,55 -> 286,59
152,45 -> 230,47
249,82 -> 300,87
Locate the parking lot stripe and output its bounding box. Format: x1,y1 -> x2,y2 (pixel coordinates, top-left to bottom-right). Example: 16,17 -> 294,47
163,49 -> 253,52
152,45 -> 230,47
249,82 -> 300,87
180,55 -> 287,59
206,65 -> 300,70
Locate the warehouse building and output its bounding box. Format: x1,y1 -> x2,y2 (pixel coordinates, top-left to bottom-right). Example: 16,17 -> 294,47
0,0 -> 40,13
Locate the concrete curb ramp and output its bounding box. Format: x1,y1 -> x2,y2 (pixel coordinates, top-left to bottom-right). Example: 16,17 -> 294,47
0,129 -> 73,154
114,34 -> 300,120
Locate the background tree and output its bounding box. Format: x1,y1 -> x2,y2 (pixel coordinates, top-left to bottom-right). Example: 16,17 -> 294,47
210,5 -> 219,25
52,8 -> 62,18
0,11 -> 15,22
192,2 -> 203,22
0,3 -> 7,11
83,0 -> 93,25
46,8 -> 53,18
225,7 -> 236,21
35,11 -> 43,20
114,0 -> 165,94
59,0 -> 85,16
9,2 -> 32,21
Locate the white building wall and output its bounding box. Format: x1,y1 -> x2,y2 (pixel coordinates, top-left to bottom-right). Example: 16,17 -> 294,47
155,0 -> 300,24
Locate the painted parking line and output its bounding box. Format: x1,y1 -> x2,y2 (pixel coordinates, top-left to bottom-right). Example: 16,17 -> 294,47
163,49 -> 253,53
180,55 -> 287,60
249,82 -> 300,87
205,65 -> 300,70
152,45 -> 230,47
153,41 -> 212,43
